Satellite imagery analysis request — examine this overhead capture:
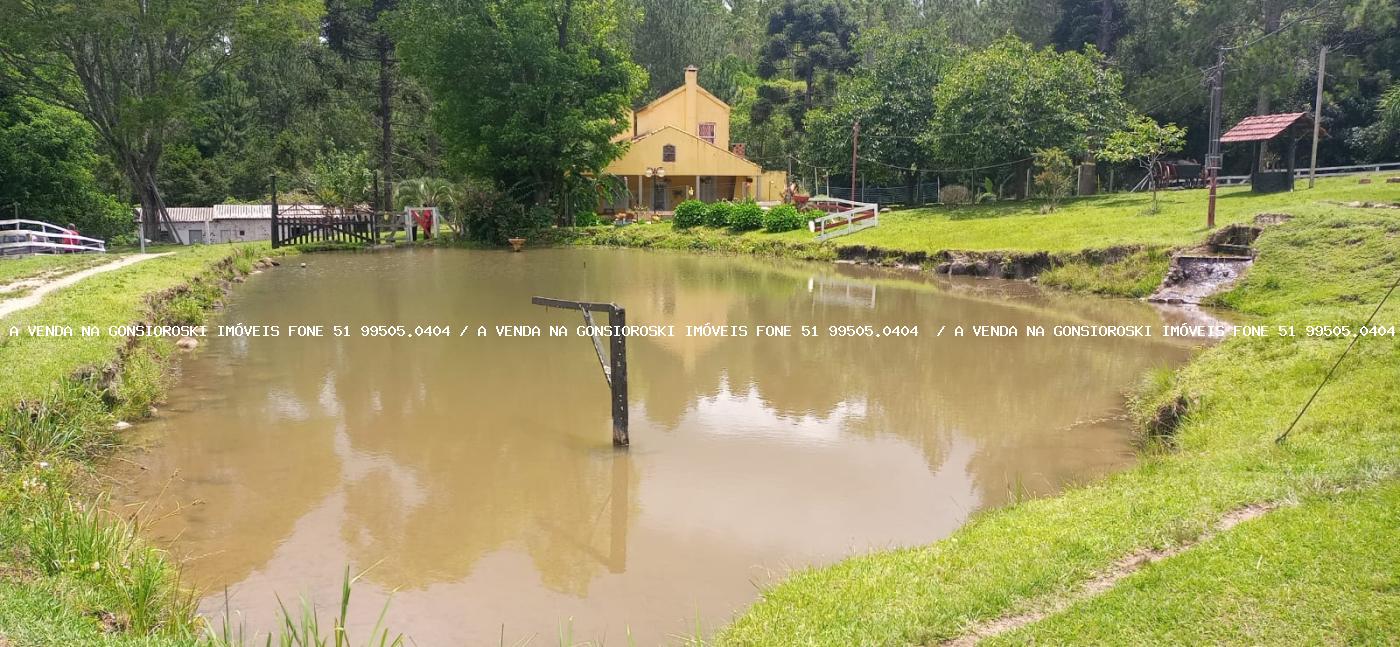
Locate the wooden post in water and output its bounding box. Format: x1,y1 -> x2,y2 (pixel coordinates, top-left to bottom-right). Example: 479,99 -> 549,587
531,296 -> 630,446
608,306 -> 628,446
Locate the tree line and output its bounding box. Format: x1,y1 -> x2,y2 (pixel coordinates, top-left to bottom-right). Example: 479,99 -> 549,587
1,0 -> 1397,242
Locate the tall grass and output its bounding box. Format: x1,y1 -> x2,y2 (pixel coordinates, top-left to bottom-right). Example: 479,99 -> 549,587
204,567 -> 404,647
0,379 -> 112,461
13,489 -> 198,635
110,338 -> 173,421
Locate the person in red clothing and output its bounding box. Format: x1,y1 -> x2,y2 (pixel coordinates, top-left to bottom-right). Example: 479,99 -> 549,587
63,223 -> 79,252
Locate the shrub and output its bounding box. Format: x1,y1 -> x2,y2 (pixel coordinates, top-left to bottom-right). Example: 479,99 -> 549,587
705,201 -> 734,227
458,181 -> 549,243
573,211 -> 603,227
1033,147 -> 1076,211
763,204 -> 806,232
728,200 -> 764,231
939,184 -> 972,205
673,199 -> 707,229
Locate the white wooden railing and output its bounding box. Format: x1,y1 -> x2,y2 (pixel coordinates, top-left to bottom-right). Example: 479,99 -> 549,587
805,196 -> 880,242
0,219 -> 107,256
1217,161 -> 1400,186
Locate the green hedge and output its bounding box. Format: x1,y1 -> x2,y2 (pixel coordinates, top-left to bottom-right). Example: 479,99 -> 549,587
763,204 -> 807,232
728,200 -> 764,231
673,200 -> 707,229
705,201 -> 734,228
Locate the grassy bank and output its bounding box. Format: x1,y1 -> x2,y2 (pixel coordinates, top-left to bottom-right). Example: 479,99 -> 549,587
566,175 -> 1399,298
0,244 -> 268,645
714,198 -> 1400,644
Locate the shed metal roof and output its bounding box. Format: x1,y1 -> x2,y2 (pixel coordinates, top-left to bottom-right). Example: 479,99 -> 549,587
1220,112 -> 1309,143
136,204 -> 332,222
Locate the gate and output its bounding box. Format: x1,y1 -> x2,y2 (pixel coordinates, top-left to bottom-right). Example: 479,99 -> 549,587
271,204 -> 377,249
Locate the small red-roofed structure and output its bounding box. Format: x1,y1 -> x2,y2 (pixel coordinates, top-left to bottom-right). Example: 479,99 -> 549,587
1220,112 -> 1318,193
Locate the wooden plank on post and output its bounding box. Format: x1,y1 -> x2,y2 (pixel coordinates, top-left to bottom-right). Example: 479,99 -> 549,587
532,296 -> 630,446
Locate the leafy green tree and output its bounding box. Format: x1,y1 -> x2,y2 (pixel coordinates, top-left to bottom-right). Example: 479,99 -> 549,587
754,0 -> 859,131
631,0 -> 737,103
160,143 -> 233,207
0,92 -> 130,240
1053,0 -> 1122,52
0,0 -> 319,241
326,0 -> 406,213
1101,116 -> 1185,211
804,27 -> 953,200
1114,0 -> 1396,168
395,0 -> 645,224
929,38 -> 1129,179
306,151 -> 374,210
729,74 -> 804,175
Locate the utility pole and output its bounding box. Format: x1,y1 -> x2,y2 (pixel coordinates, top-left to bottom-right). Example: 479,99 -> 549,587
850,119 -> 860,202
270,173 -> 279,249
1206,49 -> 1225,229
1309,45 -> 1328,189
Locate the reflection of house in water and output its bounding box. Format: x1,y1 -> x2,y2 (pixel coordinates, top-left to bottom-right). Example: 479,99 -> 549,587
808,275 -> 877,309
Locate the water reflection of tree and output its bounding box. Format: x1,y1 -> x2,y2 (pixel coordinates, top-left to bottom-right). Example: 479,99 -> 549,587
606,251 -> 1190,508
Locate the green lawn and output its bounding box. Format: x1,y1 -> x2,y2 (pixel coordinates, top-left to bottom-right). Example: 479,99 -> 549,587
0,253 -> 127,292
0,245 -> 263,405
715,202 -> 1400,645
583,174 -> 1399,258
768,173 -> 1400,253
991,482 -> 1400,645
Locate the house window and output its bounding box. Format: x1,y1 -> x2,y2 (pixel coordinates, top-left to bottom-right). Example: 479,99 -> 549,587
699,122 -> 716,144
662,144 -> 676,162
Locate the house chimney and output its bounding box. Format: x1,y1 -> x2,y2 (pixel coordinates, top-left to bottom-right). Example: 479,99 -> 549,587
683,66 -> 699,138
731,143 -> 747,158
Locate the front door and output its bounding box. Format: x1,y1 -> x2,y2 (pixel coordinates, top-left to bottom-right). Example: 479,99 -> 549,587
652,179 -> 668,211
188,228 -> 204,244
699,176 -> 716,202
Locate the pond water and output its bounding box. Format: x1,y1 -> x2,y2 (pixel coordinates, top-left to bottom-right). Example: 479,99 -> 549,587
117,247 -> 1208,644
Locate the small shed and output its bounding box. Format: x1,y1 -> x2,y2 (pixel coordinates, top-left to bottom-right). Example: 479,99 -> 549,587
135,204 -> 283,244
1220,112 -> 1316,193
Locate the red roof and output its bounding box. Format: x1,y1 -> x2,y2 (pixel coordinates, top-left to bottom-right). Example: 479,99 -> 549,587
1220,112 -> 1309,143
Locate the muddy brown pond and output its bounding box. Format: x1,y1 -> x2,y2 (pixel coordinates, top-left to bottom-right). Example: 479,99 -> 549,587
117,247 -> 1210,644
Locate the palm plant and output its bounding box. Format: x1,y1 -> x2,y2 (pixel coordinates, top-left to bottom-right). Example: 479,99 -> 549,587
395,177 -> 459,237
393,177 -> 456,211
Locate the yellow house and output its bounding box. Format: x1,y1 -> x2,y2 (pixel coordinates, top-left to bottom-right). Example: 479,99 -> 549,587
601,66 -> 787,214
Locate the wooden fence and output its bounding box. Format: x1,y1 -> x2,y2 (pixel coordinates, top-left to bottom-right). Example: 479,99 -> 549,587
271,204 -> 378,249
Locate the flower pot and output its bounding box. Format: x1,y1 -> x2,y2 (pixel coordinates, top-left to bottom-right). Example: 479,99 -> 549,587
508,238 -> 526,252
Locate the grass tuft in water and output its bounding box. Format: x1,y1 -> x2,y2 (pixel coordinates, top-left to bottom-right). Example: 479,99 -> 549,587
205,566 -> 404,647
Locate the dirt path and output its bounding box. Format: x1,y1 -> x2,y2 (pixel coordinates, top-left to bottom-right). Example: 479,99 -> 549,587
938,503 -> 1280,646
0,253 -> 172,320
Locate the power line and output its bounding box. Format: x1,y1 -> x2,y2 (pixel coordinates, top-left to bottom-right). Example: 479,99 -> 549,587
1276,269 -> 1400,444
1221,0 -> 1338,52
